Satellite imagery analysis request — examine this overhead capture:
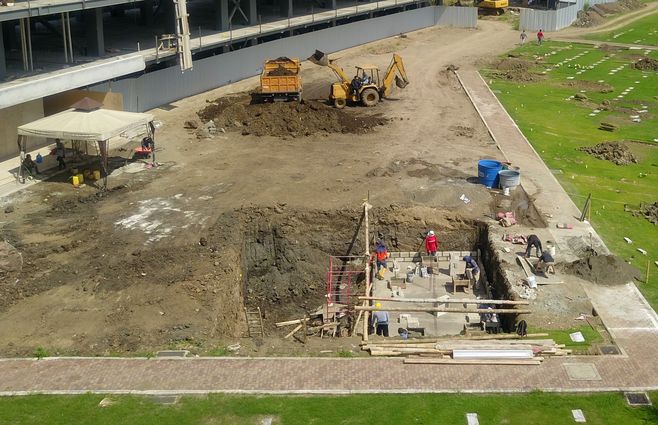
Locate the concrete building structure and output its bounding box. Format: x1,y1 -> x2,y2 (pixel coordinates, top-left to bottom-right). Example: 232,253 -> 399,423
0,1 -> 427,149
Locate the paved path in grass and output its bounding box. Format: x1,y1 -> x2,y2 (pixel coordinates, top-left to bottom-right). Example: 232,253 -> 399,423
1,70 -> 658,396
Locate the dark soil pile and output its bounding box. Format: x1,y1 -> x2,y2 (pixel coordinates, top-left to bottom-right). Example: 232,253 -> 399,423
197,95 -> 388,137
579,142 -> 638,165
632,202 -> 658,225
633,58 -> 658,71
490,58 -> 541,82
574,0 -> 644,27
559,254 -> 642,285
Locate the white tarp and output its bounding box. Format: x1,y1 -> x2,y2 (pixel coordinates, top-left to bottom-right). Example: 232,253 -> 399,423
17,108 -> 154,141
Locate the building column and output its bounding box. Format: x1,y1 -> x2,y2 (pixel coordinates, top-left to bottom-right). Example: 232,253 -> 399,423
0,27 -> 6,78
162,0 -> 177,34
331,0 -> 336,9
215,0 -> 229,30
140,0 -> 154,25
243,0 -> 257,25
84,8 -> 105,56
279,0 -> 293,18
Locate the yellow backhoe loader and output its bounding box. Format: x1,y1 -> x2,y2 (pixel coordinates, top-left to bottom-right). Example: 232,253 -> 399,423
308,50 -> 409,108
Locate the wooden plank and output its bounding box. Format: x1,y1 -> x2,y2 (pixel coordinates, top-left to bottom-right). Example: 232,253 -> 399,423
403,358 -> 542,365
275,318 -> 309,327
360,333 -> 549,345
284,324 -> 303,339
516,255 -> 534,278
355,306 -> 531,314
358,296 -> 530,305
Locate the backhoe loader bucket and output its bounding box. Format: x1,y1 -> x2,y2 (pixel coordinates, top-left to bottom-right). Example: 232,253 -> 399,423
308,50 -> 329,66
395,75 -> 409,89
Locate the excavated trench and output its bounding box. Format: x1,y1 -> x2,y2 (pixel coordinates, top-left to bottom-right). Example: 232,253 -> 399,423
233,206 -> 521,334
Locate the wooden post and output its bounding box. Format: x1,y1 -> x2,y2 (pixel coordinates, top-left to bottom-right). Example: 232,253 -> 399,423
362,200 -> 371,342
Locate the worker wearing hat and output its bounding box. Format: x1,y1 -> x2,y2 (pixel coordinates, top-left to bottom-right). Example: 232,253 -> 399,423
425,230 -> 438,256
372,303 -> 390,337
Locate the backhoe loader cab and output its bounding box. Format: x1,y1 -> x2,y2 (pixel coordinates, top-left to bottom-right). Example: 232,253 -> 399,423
309,50 -> 409,108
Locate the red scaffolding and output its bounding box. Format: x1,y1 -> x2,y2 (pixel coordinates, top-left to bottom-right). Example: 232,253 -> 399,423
324,255 -> 365,321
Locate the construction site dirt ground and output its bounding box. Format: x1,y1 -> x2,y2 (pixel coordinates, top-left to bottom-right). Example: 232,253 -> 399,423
0,21 -> 617,357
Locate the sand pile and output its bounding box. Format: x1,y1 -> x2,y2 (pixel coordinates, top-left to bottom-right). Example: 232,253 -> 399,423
197,95 -> 387,138
579,142 -> 638,165
559,254 -> 641,285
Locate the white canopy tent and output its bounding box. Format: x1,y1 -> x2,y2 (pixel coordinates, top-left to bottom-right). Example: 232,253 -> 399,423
16,100 -> 155,187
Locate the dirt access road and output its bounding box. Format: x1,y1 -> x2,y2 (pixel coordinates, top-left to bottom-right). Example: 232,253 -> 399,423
0,21 -> 522,357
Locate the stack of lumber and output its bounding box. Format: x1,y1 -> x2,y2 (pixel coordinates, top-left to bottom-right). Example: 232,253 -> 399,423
363,336 -> 570,365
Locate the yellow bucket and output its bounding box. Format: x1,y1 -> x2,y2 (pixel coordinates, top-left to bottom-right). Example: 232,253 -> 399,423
93,170 -> 101,181
71,175 -> 80,187
76,173 -> 84,184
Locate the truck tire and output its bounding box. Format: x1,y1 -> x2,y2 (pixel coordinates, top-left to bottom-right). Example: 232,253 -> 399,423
334,98 -> 347,109
361,88 -> 380,107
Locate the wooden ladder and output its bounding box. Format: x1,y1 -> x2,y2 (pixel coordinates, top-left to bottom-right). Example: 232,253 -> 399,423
245,307 -> 264,338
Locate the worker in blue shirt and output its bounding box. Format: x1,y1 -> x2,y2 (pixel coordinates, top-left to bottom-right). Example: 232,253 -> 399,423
463,255 -> 480,288
372,303 -> 389,337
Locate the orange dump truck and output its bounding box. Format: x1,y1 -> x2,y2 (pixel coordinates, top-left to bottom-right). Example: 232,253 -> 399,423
257,57 -> 302,102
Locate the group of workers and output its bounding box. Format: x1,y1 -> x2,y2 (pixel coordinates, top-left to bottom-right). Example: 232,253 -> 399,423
525,234 -> 555,275
368,231 -> 559,338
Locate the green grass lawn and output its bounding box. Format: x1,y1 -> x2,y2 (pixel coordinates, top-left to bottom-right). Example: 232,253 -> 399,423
0,392 -> 656,424
587,12 -> 658,46
529,325 -> 603,353
483,41 -> 658,308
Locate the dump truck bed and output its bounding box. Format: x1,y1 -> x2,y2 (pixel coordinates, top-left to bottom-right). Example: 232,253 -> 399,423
259,57 -> 302,101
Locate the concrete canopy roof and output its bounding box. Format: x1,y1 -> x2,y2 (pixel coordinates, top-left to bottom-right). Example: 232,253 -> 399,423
17,107 -> 154,141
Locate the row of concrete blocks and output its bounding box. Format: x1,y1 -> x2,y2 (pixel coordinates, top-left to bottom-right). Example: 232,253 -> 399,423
389,251 -> 478,262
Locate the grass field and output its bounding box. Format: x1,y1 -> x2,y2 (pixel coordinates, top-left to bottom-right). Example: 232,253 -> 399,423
0,392 -> 656,424
587,12 -> 658,46
483,41 -> 658,307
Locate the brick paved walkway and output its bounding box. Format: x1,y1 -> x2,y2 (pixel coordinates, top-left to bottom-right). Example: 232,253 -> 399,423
1,71 -> 657,395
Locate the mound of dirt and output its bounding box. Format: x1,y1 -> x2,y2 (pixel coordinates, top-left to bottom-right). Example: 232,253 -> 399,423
197,95 -> 388,138
559,254 -> 641,285
631,202 -> 658,225
633,58 -> 658,71
563,80 -> 614,93
489,58 -> 541,82
573,0 -> 644,27
579,142 -> 638,165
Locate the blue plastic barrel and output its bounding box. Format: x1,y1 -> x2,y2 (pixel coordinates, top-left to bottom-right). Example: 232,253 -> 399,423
477,159 -> 503,188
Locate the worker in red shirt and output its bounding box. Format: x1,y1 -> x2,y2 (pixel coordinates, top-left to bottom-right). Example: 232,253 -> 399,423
537,29 -> 544,46
425,230 -> 438,256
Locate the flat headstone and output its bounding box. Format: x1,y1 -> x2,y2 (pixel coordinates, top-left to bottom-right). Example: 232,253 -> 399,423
564,363 -> 602,381
262,417 -> 274,425
572,409 -> 586,423
466,413 -> 480,425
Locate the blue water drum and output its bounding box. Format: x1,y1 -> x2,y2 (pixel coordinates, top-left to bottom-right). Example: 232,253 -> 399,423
477,159 -> 503,188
